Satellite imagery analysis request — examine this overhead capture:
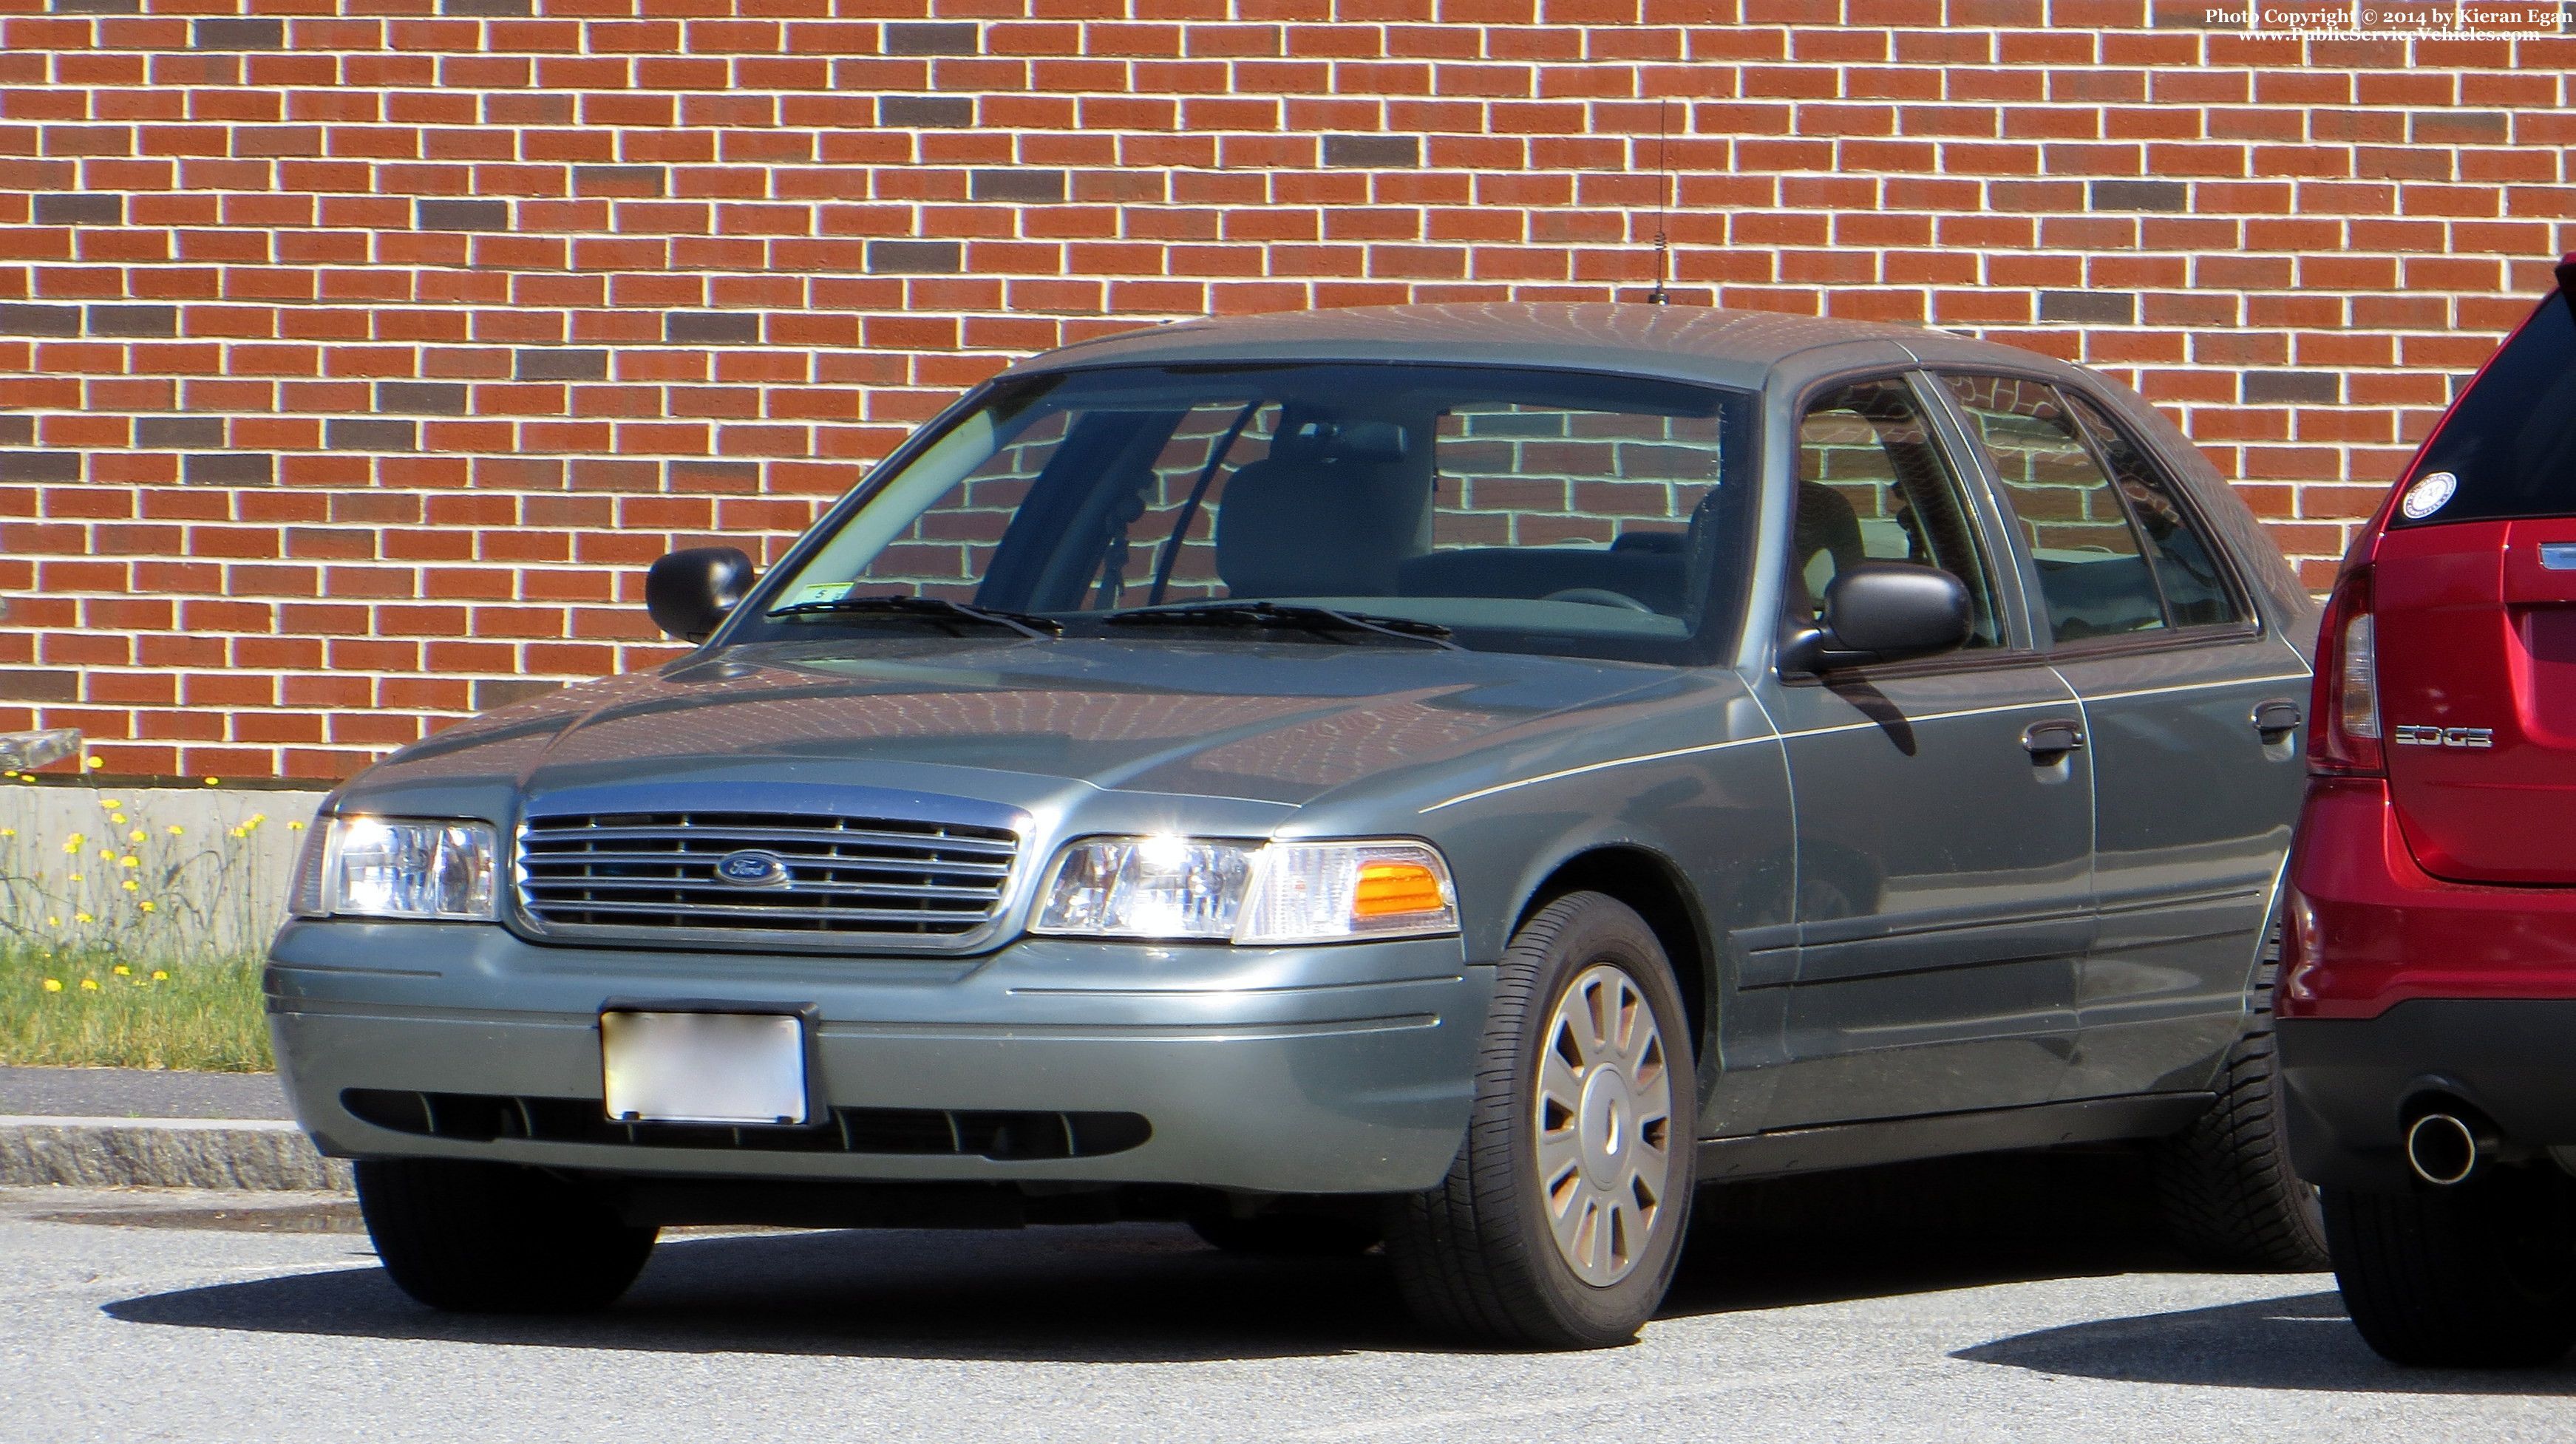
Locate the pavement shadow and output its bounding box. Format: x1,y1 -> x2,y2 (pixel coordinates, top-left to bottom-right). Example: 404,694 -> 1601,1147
103,1148 -> 2236,1363
105,1224 -> 1414,1363
1668,1148 -> 2195,1315
1957,1290 -> 2576,1394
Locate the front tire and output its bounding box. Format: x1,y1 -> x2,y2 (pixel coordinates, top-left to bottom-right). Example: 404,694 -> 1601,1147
1384,891 -> 1697,1349
357,1158 -> 658,1313
2325,1168 -> 2576,1368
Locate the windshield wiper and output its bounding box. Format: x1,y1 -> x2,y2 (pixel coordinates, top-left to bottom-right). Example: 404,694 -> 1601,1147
767,595 -> 1061,641
1097,602 -> 1461,650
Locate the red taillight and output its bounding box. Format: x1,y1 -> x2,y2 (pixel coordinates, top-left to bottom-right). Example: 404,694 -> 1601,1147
2309,563 -> 2383,776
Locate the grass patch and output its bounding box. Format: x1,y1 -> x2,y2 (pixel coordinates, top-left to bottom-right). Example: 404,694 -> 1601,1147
0,945 -> 271,1072
0,785 -> 290,1072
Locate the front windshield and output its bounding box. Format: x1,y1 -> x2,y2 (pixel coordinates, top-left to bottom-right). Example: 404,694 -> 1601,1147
735,362 -> 1758,664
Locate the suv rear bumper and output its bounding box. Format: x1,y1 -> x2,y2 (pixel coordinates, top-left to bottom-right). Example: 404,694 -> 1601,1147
2280,777 -> 2576,1190
268,919 -> 1490,1196
2279,1001 -> 2576,1191
2280,777 -> 2576,1019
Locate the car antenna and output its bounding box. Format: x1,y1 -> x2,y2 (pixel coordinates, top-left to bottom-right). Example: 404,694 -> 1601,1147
1645,98 -> 1672,304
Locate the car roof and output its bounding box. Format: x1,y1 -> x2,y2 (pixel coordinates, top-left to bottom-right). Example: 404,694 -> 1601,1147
997,301 -> 2092,392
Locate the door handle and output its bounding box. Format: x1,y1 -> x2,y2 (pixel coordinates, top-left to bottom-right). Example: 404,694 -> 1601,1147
2022,719 -> 2085,757
2252,698 -> 2303,741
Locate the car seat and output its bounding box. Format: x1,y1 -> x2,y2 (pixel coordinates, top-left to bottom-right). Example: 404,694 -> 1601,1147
1216,418 -> 1426,599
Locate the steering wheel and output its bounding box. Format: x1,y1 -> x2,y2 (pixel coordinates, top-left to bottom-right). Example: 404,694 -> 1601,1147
1540,587 -> 1654,612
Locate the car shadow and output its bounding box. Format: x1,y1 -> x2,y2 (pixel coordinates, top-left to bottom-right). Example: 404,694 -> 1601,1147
105,1224 -> 1417,1363
1957,1292 -> 2576,1394
99,1149 -> 2340,1366
1669,1147 -> 2198,1304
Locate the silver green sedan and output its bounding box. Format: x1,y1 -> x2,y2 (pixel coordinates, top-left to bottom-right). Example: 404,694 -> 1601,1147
271,302 -> 2320,1348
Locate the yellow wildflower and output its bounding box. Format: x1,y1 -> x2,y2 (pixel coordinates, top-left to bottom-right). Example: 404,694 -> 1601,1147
121,879 -> 139,891
61,836 -> 81,854
44,916 -> 58,927
288,820 -> 305,831
0,827 -> 13,837
98,848 -> 114,860
229,828 -> 245,839
66,873 -> 81,882
101,798 -> 120,807
84,757 -> 103,769
73,913 -> 92,924
41,979 -> 61,992
112,965 -> 129,975
139,902 -> 156,913
109,814 -> 126,825
202,777 -> 219,786
128,829 -> 146,843
119,856 -> 137,868
151,970 -> 168,981
166,825 -> 183,835
79,978 -> 98,990
250,813 -> 267,825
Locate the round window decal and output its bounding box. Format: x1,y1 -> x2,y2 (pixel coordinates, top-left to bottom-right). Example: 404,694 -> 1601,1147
2401,471 -> 2458,520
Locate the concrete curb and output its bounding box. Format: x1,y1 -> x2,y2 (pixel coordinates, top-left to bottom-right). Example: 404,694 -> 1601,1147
0,1117 -> 351,1193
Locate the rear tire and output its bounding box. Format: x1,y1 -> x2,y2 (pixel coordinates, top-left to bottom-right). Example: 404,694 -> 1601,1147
2325,1168 -> 2576,1367
2148,1026 -> 2331,1270
357,1158 -> 658,1313
2147,942 -> 2331,1271
1383,892 -> 1697,1349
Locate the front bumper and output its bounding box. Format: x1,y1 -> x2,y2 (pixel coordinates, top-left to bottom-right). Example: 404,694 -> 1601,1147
2280,1001 -> 2576,1191
268,920 -> 1489,1195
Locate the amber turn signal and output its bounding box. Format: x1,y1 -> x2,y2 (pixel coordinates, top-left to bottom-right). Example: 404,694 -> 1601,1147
1353,861 -> 1447,918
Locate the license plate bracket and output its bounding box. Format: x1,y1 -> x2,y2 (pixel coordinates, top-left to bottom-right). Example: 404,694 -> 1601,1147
599,1001 -> 817,1127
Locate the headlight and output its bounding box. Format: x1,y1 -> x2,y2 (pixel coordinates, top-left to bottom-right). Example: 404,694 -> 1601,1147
290,815 -> 499,922
1032,836 -> 1456,945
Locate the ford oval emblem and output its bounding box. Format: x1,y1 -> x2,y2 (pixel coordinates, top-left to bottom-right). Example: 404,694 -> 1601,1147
713,850 -> 791,888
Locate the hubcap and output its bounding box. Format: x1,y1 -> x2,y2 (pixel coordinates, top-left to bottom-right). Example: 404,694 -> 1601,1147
1535,962 -> 1674,1287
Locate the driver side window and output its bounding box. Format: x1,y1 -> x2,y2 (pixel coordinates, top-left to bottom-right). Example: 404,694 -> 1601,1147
1795,377 -> 2003,650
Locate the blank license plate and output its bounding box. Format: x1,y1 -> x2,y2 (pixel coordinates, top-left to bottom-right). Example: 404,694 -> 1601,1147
600,1010 -> 809,1126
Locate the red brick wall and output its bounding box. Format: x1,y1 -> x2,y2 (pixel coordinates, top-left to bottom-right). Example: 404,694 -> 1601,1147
2,1 -> 2568,780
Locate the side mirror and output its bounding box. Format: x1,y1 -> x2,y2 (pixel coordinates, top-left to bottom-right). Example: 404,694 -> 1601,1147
645,547 -> 755,643
1781,562 -> 1972,673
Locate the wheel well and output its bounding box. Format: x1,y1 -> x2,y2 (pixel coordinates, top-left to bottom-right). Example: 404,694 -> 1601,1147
1516,848 -> 1712,1055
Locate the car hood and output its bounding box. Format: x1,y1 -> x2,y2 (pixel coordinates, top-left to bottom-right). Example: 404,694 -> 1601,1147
345,636 -> 1695,812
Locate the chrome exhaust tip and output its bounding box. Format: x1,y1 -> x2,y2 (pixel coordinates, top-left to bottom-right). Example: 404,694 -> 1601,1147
2405,1112 -> 2485,1187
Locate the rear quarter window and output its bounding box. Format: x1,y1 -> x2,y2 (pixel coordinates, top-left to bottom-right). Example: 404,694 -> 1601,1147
2394,293 -> 2576,528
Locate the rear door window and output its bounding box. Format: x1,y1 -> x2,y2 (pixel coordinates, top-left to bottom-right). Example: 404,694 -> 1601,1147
2393,293 -> 2576,528
2057,391 -> 2246,628
1937,370 -> 2226,641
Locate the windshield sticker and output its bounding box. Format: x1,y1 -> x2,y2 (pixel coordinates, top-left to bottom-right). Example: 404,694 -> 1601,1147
2400,471 -> 2456,520
779,582 -> 855,610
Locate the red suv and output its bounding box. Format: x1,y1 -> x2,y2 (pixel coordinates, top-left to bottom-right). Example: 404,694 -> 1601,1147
2283,259 -> 2576,1368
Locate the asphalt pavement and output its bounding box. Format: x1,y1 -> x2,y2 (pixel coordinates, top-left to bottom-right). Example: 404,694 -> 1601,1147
4,1176 -> 2572,1443
0,1066 -> 291,1120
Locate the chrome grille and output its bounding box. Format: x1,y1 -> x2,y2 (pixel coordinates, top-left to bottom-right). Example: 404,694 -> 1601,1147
517,809 -> 1019,942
